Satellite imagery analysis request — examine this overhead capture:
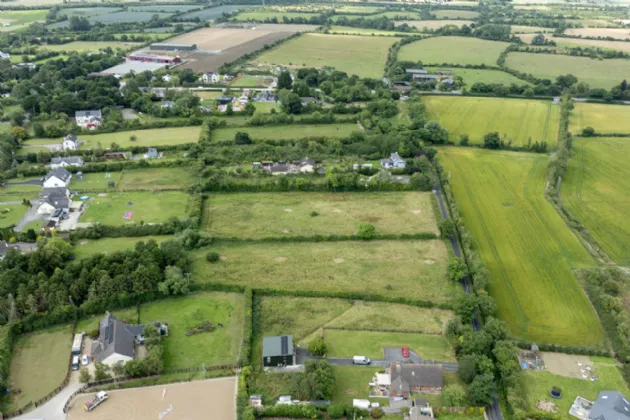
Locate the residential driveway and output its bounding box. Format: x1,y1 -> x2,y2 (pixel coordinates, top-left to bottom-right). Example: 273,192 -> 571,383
14,204 -> 45,232
15,371 -> 83,420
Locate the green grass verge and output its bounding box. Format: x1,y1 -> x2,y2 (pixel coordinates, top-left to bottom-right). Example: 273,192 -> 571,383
210,123 -> 359,142
204,192 -> 438,238
73,236 -> 173,260
398,36 -> 509,66
192,240 -> 458,303
562,137 -> 630,264
440,147 -> 603,346
81,191 -> 190,225
423,96 -> 560,146
254,33 -> 399,78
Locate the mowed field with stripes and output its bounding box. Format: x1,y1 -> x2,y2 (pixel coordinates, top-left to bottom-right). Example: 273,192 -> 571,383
440,147 -> 603,346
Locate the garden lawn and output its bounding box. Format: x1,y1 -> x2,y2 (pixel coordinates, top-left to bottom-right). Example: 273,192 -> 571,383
254,33 -> 399,78
440,148 -> 602,346
398,36 -> 509,66
331,366 -> 384,406
81,191 -> 190,225
204,192 -> 438,238
76,307 -> 140,333
118,167 -> 197,190
140,292 -> 244,369
523,365 -> 630,419
562,137 -> 630,264
72,172 -> 122,191
568,103 -> 630,134
5,324 -> 73,412
211,123 -> 358,142
504,52 -> 630,89
0,203 -> 31,227
73,236 -> 173,260
191,240 -> 459,303
423,96 -> 559,146
324,330 -> 455,361
424,67 -> 532,86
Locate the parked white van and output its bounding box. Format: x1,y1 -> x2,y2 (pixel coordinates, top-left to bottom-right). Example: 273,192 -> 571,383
353,356 -> 371,365
72,355 -> 80,370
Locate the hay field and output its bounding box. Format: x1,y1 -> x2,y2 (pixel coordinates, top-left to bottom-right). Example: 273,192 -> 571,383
191,240 -> 460,304
440,147 -> 602,346
505,52 -> 630,89
562,137 -> 630,264
569,102 -> 630,134
432,9 -> 479,18
211,123 -> 358,142
67,377 -> 237,420
423,96 -> 559,146
424,67 -> 532,86
510,25 -> 554,33
204,192 -> 438,238
397,20 -> 475,30
565,27 -> 630,39
254,33 -> 399,78
40,41 -> 139,52
397,36 -> 509,65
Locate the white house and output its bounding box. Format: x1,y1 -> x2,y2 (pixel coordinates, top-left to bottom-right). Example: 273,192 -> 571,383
381,152 -> 406,169
75,110 -> 102,129
37,187 -> 71,215
0,51 -> 10,60
43,167 -> 72,188
62,134 -> 81,151
50,156 -> 84,169
202,72 -> 220,83
162,74 -> 173,83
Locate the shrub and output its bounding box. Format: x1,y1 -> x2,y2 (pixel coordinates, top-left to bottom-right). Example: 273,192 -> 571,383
328,404 -> 346,419
357,222 -> 376,240
370,407 -> 384,418
308,337 -> 327,356
79,367 -> 91,383
310,211 -> 319,217
206,252 -> 220,263
582,126 -> 595,137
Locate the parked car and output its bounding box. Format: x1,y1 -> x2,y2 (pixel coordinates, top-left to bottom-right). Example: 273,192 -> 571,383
401,346 -> 409,358
81,355 -> 89,366
353,356 -> 371,365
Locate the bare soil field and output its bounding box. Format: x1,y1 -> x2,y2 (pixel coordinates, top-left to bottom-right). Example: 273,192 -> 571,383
66,377 -> 237,420
564,27 -> 630,40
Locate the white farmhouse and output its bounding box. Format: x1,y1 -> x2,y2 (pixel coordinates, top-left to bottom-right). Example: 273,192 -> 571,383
62,134 -> 81,151
381,152 -> 406,169
43,167 -> 72,188
202,72 -> 220,83
75,110 -> 102,129
50,156 -> 84,169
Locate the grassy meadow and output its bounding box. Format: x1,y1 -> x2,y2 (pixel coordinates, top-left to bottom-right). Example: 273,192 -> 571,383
433,9 -> 479,18
440,147 -> 602,346
423,96 -> 560,146
0,203 -> 31,228
118,167 -> 198,190
562,137 -> 630,264
40,41 -> 138,53
204,192 -> 438,238
398,36 -> 509,65
505,52 -> 630,89
82,191 -> 190,225
327,25 -> 419,36
568,103 -> 630,134
140,292 -> 244,369
424,67 -> 533,86
211,123 -> 358,142
398,20 -> 475,30
73,236 -> 173,259
254,33 -> 398,78
5,324 -> 73,411
192,240 -> 459,303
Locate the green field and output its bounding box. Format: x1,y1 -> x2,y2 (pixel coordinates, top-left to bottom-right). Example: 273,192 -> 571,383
327,25 -> 418,36
24,127 -> 202,150
5,324 -> 73,411
118,167 -> 197,190
16,147 -> 49,156
0,203 -> 30,228
505,52 -> 630,89
398,36 -> 510,66
423,96 -> 560,146
204,192 -> 438,238
254,33 -> 398,78
230,75 -> 267,87
140,292 -> 244,369
211,123 -> 358,142
440,148 -> 602,346
0,9 -> 47,26
510,25 -> 553,33
192,240 -> 459,303
524,365 -> 630,419
324,329 -> 455,361
432,9 -> 479,18
40,41 -> 138,53
562,137 -> 630,264
424,67 -> 532,86
233,11 -> 317,21
569,103 -> 630,134
399,20 -> 475,30
331,366 -> 384,406
81,191 -> 190,225
73,236 -> 173,259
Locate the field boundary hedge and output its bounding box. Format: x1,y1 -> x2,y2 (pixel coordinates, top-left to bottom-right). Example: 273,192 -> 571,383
212,232 -> 438,243
323,326 -> 443,335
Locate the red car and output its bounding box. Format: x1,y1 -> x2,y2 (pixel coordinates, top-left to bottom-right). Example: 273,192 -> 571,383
401,346 -> 410,358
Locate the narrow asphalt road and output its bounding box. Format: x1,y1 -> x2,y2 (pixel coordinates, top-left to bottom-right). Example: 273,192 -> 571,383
325,358 -> 459,372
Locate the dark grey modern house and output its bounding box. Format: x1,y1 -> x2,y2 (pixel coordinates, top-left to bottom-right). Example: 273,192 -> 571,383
262,335 -> 294,367
589,391 -> 630,420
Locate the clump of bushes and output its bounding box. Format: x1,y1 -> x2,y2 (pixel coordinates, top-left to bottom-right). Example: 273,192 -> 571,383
206,252 -> 220,263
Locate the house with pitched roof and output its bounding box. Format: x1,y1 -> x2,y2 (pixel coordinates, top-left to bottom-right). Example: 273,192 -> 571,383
43,167 -> 72,188
381,152 -> 406,169
389,362 -> 443,397
37,187 -> 71,215
75,110 -> 102,129
62,134 -> 81,151
51,156 -> 84,169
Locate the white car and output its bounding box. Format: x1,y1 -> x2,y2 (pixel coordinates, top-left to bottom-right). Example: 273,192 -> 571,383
81,355 -> 89,366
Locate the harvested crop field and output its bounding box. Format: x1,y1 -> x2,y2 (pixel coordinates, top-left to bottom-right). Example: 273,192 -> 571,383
564,27 -> 630,40
397,20 -> 475,30
172,24 -> 316,72
66,377 -> 237,420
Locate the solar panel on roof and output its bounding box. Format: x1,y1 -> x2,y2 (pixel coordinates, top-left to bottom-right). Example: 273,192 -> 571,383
281,336 -> 288,355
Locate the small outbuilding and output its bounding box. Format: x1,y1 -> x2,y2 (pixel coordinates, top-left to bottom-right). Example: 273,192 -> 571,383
262,335 -> 294,367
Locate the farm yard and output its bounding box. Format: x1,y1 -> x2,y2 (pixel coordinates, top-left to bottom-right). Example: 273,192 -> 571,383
203,192 -> 439,238
81,191 -> 191,225
562,137 -> 630,264
191,240 -> 458,303
210,123 -> 359,142
397,36 -> 510,66
66,377 -> 237,420
253,33 -> 398,78
440,147 -> 603,346
504,52 -> 630,89
423,96 -> 559,146
568,103 -> 630,134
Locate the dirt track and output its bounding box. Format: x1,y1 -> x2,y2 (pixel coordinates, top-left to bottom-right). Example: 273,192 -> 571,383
66,376 -> 237,420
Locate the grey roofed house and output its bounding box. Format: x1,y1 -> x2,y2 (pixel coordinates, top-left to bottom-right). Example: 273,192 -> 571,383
589,392 -> 630,420
75,110 -> 102,119
390,362 -> 443,390
138,87 -> 168,98
91,312 -> 136,364
441,78 -> 455,86
63,133 -> 80,144
45,167 -> 72,183
413,74 -> 440,80
269,163 -> 290,174
51,156 -> 83,166
300,157 -> 315,167
145,148 -> 159,159
39,187 -> 70,209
